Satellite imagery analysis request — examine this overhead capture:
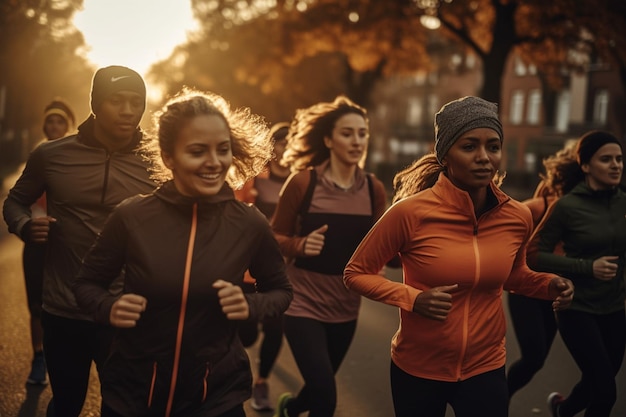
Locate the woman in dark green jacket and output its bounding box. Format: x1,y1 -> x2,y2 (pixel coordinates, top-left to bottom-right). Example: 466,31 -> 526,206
529,130 -> 626,417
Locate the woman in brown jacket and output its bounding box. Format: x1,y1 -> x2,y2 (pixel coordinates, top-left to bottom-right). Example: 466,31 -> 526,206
74,88 -> 292,417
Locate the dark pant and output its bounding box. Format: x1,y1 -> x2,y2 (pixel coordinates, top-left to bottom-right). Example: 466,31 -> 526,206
42,311 -> 114,417
101,403 -> 246,417
556,309 -> 625,417
283,315 -> 357,417
239,314 -> 284,378
506,293 -> 557,398
22,242 -> 46,317
390,361 -> 508,417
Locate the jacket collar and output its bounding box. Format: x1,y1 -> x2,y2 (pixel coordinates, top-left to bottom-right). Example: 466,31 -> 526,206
154,180 -> 235,206
570,181 -> 621,199
314,159 -> 367,190
76,115 -> 144,152
431,172 -> 508,213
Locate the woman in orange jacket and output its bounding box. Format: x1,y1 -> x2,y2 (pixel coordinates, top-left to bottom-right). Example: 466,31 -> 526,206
344,96 -> 574,417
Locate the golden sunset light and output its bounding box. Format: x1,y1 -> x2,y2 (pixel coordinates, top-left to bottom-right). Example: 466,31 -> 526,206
73,0 -> 198,79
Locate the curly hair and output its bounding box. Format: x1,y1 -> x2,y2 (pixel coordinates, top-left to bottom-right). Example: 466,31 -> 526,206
281,95 -> 369,172
536,139 -> 581,197
392,153 -> 505,203
143,87 -> 272,189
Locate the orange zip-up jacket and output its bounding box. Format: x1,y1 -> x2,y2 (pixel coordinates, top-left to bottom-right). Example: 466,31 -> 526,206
344,173 -> 558,382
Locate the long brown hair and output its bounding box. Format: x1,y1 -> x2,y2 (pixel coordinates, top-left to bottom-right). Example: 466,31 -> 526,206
281,95 -> 368,172
144,87 -> 272,188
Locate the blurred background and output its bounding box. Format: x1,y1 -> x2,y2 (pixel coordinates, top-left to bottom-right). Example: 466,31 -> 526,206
1,0 -> 625,200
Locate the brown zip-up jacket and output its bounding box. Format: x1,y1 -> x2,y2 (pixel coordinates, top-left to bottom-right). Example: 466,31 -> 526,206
3,116 -> 156,320
73,180 -> 292,417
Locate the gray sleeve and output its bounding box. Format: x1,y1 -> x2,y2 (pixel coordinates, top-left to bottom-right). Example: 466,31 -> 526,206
2,147 -> 46,240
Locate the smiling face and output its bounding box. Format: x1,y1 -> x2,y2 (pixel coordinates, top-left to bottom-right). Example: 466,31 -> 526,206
581,143 -> 623,190
161,114 -> 232,197
442,127 -> 502,193
324,112 -> 368,168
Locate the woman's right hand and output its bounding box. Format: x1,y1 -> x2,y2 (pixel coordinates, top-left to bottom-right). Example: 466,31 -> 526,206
412,284 -> 458,321
303,224 -> 328,256
110,294 -> 147,328
593,256 -> 619,281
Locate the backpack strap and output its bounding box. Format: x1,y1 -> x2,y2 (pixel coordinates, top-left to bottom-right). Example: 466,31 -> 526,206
299,168 -> 317,216
366,173 -> 374,215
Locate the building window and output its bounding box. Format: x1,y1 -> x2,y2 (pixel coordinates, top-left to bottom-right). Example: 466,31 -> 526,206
514,57 -> 526,76
406,97 -> 423,126
427,93 -> 439,124
555,90 -> 571,133
526,89 -> 541,125
593,89 -> 609,126
510,91 -> 524,125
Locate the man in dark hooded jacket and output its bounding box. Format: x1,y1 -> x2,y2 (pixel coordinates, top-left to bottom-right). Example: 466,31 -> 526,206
3,65 -> 157,417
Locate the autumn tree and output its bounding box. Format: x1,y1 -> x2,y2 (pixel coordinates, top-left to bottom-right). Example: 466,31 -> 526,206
434,0 -> 625,102
0,0 -> 93,173
148,0 -> 436,112
173,0 -> 624,118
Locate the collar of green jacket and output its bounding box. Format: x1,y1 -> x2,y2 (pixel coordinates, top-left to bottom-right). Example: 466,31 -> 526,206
570,181 -> 621,199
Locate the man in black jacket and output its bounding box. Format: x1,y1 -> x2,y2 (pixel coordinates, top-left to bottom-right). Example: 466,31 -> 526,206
3,65 -> 156,417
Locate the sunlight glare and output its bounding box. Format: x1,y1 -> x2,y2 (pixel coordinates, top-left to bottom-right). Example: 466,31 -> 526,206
73,0 -> 198,78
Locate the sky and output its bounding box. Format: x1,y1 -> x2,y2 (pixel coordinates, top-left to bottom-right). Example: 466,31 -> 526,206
72,0 -> 199,78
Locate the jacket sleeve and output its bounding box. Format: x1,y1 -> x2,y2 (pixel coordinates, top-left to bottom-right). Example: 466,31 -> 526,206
245,217 -> 293,321
344,200 -> 421,312
372,176 -> 388,220
371,176 -> 402,268
502,203 -> 554,298
73,207 -> 128,325
3,146 -> 47,240
270,171 -> 309,258
527,200 -> 594,278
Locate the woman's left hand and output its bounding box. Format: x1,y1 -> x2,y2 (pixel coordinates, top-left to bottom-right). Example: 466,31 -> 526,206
213,279 -> 250,320
548,277 -> 574,311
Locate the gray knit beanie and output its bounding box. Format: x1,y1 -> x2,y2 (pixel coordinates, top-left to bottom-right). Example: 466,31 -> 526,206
434,96 -> 503,164
90,65 -> 146,114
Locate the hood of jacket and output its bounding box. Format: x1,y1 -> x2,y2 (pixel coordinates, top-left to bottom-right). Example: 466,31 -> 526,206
154,180 -> 235,207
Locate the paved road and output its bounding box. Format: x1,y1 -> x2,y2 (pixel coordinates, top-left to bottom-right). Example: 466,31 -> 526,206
1,172 -> 624,417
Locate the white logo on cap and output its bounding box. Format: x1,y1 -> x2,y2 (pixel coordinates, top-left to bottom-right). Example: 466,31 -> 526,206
111,75 -> 131,82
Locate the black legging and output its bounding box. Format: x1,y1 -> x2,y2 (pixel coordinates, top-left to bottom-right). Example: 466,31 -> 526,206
506,292 -> 558,398
22,242 -> 46,317
390,361 -> 508,417
238,314 -> 284,378
42,311 -> 114,417
283,315 -> 357,417
556,309 -> 625,417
